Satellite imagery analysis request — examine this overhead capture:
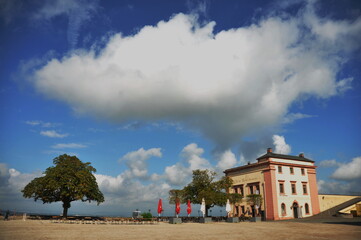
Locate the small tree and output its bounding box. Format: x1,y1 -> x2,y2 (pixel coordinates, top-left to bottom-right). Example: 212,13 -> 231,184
246,194 -> 263,217
141,212 -> 152,220
169,169 -> 242,217
169,189 -> 183,204
22,154 -> 104,218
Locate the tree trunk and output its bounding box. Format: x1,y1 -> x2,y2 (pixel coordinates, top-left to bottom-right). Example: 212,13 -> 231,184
62,201 -> 71,219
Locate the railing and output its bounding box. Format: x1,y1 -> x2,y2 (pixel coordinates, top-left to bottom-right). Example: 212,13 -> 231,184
24,215 -> 253,223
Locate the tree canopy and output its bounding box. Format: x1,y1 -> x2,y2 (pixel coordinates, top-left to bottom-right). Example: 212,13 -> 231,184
246,194 -> 263,217
169,169 -> 242,216
22,154 -> 104,218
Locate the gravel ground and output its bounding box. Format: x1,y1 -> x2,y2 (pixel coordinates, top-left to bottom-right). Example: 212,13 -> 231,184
1,219 -> 360,240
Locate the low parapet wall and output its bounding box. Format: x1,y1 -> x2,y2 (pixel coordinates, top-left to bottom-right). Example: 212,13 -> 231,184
319,194 -> 360,213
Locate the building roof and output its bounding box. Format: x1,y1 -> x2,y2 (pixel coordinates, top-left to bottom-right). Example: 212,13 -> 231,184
223,161 -> 268,174
256,152 -> 314,163
224,149 -> 315,174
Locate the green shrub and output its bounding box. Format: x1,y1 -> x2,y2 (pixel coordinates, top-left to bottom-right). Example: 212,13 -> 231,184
141,212 -> 152,219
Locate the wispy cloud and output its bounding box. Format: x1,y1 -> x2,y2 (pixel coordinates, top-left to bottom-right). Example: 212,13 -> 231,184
40,130 -> 69,138
319,159 -> 341,168
25,120 -> 59,128
32,0 -> 99,49
0,0 -> 23,25
282,113 -> 314,124
51,143 -> 87,149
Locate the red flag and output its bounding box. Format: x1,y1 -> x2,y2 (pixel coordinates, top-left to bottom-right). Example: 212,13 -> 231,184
157,199 -> 163,215
175,199 -> 181,215
187,199 -> 192,215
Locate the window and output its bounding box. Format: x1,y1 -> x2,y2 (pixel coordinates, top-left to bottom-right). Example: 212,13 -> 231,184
290,167 -> 294,174
278,166 -> 282,173
281,203 -> 286,216
241,206 -> 245,214
248,183 -> 260,195
291,183 -> 296,194
305,203 -> 310,214
234,185 -> 244,196
301,168 -> 305,175
302,183 -> 308,194
279,183 -> 284,194
249,186 -> 254,194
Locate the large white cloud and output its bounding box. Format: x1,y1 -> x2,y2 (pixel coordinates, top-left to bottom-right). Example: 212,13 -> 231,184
216,149 -> 237,170
317,179 -> 361,195
272,135 -> 291,155
165,143 -> 211,186
318,156 -> 361,195
0,163 -> 43,206
119,148 -> 162,178
31,2 -> 360,148
331,157 -> 361,181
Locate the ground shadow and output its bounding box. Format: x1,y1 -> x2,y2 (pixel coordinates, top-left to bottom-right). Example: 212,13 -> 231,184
323,221 -> 361,226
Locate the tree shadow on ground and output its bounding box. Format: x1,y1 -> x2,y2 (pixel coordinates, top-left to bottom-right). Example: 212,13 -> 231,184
323,221 -> 361,226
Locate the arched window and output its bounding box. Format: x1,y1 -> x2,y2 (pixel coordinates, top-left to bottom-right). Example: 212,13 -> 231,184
305,203 -> 310,214
281,203 -> 286,216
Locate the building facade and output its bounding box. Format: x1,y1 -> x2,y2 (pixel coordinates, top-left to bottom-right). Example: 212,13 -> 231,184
224,148 -> 320,220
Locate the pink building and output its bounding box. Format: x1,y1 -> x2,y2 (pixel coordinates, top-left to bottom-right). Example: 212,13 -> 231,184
224,148 -> 320,220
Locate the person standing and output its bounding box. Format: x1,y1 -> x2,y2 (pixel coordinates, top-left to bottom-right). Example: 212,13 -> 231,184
4,210 -> 9,221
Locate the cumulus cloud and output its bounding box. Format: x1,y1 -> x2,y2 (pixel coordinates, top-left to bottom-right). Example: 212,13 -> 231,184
318,179 -> 361,195
51,143 -> 87,149
0,163 -> 42,198
331,157 -> 361,180
95,147 -> 171,207
95,171 -> 171,210
317,156 -> 361,195
29,1 -> 360,149
238,134 -> 274,163
216,149 -> 237,170
272,135 -> 291,154
181,143 -> 211,170
164,164 -> 189,186
7,168 -> 43,192
40,130 -> 69,138
119,148 -> 162,178
165,143 -> 211,186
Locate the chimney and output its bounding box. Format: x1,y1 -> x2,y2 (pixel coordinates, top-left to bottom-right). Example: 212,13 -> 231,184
299,153 -> 304,158
267,148 -> 273,153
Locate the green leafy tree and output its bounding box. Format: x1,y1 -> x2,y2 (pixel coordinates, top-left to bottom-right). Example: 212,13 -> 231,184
22,154 -> 104,218
169,169 -> 242,217
246,194 -> 263,217
168,189 -> 183,204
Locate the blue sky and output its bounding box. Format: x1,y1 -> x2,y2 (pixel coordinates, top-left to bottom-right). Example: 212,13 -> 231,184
0,0 -> 360,217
